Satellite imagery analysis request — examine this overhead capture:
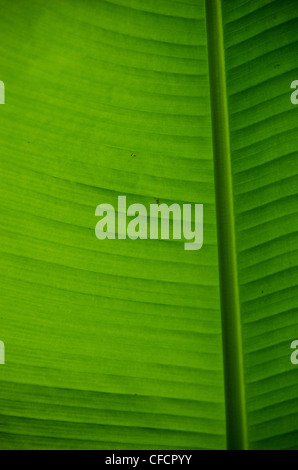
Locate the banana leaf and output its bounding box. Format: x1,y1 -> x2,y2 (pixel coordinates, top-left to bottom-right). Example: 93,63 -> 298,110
0,0 -> 297,450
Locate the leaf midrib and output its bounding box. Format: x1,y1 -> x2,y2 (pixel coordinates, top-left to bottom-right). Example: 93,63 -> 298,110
205,0 -> 247,450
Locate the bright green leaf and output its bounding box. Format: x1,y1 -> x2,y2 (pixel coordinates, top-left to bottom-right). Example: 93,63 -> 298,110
0,0 -> 297,450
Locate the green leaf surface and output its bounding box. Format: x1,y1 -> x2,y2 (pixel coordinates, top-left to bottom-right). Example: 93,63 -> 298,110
0,0 -> 297,450
221,0 -> 298,450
